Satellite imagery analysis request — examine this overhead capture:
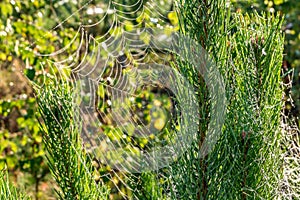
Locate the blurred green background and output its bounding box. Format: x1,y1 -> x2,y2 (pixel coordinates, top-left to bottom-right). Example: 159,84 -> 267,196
0,0 -> 299,199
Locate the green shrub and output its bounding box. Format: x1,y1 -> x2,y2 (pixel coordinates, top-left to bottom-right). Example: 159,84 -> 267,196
1,0 -> 299,199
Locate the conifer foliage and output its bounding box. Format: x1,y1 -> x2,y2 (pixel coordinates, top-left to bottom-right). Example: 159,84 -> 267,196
1,0 -> 299,199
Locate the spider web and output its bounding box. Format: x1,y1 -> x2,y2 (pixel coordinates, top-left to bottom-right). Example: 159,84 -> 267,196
33,0 -> 201,199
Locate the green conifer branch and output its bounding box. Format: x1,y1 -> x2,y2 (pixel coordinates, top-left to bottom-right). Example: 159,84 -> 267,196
0,170 -> 30,200
36,80 -> 110,200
